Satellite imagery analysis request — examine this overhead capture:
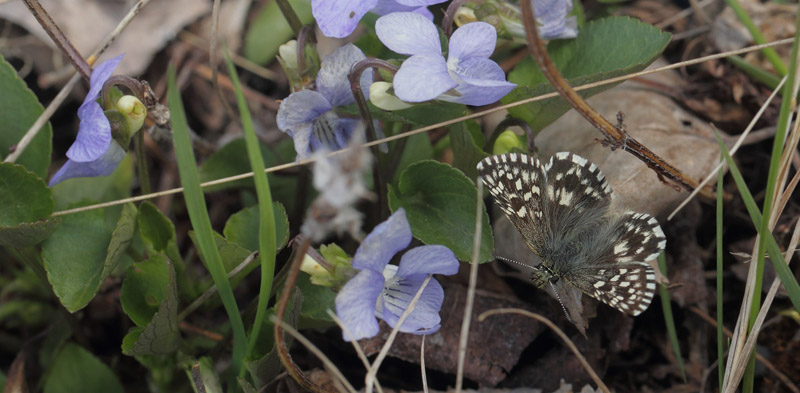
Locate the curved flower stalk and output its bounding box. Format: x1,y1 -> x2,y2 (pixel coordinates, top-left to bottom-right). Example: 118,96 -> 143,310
50,54 -> 145,186
375,12 -> 516,106
276,44 -> 374,159
312,0 -> 447,38
335,209 -> 460,341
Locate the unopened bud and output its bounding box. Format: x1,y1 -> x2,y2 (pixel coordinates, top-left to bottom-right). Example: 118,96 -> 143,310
369,82 -> 413,111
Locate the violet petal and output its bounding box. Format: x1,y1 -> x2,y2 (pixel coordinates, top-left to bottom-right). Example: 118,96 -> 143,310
276,90 -> 332,131
352,208 -> 412,272
396,245 -> 460,277
50,140 -> 126,186
335,269 -> 384,341
380,274 -> 444,334
317,44 -> 373,107
66,54 -> 124,162
393,53 -> 456,102
312,0 -> 377,38
375,12 -> 440,56
448,22 -> 497,62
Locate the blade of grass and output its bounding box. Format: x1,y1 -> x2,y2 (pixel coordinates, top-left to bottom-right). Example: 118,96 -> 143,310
657,253 -> 685,381
723,0 -> 787,76
742,11 -> 800,390
716,156 -> 726,390
223,52 -> 278,370
715,131 -> 800,313
167,64 -> 247,377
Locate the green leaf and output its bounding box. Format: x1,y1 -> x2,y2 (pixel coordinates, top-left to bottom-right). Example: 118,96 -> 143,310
388,160 -> 493,262
294,273 -> 336,325
392,133 -> 433,185
0,54 -> 52,178
43,343 -> 124,393
137,201 -> 184,270
41,204 -> 134,312
121,254 -> 170,326
122,256 -> 180,356
51,154 -> 133,210
198,138 -> 272,191
450,120 -> 489,180
223,202 -> 289,252
189,231 -> 255,286
0,163 -> 54,225
105,203 -> 137,276
503,16 -> 671,131
243,0 -> 313,65
0,162 -> 59,247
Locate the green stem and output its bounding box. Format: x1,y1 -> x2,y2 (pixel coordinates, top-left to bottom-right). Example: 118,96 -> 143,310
135,130 -> 151,195
275,0 -> 303,36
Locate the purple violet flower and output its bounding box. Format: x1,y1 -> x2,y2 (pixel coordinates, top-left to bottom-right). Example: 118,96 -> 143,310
312,0 -> 447,38
533,0 -> 578,40
376,12 -> 516,106
335,208 -> 460,341
276,44 -> 373,159
50,55 -> 125,186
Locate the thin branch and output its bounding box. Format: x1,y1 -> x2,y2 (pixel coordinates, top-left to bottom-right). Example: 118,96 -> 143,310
177,252 -> 258,321
21,0 -> 91,81
520,0 -> 699,192
479,309 -> 611,393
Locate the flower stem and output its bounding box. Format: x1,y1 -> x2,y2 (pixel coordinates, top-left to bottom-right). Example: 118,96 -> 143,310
348,58 -> 399,220
442,0 -> 469,37
519,0 -> 700,192
275,0 -> 304,36
274,237 -> 327,392
135,130 -> 151,195
21,0 -> 91,82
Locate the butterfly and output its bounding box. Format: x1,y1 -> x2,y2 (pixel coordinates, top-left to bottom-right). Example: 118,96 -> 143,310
477,152 -> 666,315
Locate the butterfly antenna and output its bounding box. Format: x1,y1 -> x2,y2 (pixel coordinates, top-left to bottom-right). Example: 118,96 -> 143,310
494,255 -> 536,270
548,280 -> 575,324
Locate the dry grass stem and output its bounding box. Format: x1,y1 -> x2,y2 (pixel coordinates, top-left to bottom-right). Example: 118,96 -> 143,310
455,178 -> 484,393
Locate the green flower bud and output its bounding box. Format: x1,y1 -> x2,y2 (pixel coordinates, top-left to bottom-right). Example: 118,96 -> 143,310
117,95 -> 146,135
369,81 -> 413,111
279,40 -> 299,71
493,129 -> 526,155
301,244 -> 358,288
454,6 -> 477,26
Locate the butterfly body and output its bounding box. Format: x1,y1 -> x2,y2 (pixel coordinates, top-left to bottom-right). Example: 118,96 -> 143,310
477,152 -> 666,316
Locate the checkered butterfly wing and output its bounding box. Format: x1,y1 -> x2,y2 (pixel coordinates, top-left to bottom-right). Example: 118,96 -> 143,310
565,212 -> 665,315
476,153 -> 548,256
